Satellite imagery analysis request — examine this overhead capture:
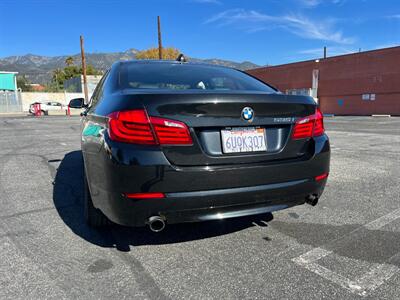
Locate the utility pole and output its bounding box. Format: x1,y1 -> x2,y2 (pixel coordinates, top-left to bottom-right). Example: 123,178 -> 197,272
323,46 -> 327,59
80,35 -> 89,104
55,69 -> 59,92
157,16 -> 163,60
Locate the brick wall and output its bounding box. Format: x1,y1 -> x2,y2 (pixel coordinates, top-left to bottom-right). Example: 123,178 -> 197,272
247,47 -> 400,115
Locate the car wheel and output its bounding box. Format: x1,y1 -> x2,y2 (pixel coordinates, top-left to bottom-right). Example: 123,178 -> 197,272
83,170 -> 109,227
41,110 -> 48,116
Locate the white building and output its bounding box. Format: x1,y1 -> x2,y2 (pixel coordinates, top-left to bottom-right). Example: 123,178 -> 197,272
63,75 -> 102,94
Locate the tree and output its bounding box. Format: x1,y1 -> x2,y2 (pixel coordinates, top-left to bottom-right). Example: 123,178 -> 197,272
51,68 -> 67,91
85,65 -> 102,75
65,56 -> 74,66
136,47 -> 181,60
50,64 -> 102,91
43,82 -> 60,93
16,76 -> 32,92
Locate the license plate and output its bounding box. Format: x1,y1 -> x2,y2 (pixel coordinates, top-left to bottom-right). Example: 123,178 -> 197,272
221,127 -> 267,154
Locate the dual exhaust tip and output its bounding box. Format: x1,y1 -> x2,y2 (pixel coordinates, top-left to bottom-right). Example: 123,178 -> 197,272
148,216 -> 166,232
148,195 -> 319,232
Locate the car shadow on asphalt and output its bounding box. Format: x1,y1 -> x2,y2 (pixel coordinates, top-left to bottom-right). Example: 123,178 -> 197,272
53,151 -> 274,250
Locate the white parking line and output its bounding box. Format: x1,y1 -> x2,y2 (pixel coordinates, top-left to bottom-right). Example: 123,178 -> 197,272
364,208 -> 400,230
356,262 -> 400,296
293,258 -> 363,294
292,209 -> 400,296
294,247 -> 332,263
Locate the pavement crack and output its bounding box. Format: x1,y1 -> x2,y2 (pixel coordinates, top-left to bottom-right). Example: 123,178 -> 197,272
0,204 -> 74,220
114,250 -> 170,300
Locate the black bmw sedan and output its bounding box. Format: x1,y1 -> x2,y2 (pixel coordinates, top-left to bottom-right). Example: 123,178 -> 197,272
69,60 -> 330,232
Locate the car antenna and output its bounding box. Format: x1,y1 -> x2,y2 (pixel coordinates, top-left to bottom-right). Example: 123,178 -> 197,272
176,54 -> 187,63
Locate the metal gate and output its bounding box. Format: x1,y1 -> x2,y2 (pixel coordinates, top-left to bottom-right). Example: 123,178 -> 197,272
0,91 -> 22,113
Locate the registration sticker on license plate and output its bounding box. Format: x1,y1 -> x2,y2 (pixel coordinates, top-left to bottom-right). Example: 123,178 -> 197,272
221,127 -> 267,154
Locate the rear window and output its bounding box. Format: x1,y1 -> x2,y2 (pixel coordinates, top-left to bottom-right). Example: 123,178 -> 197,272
119,62 -> 276,93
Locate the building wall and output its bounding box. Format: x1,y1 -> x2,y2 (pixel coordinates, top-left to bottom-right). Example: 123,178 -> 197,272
20,92 -> 85,111
63,76 -> 82,92
86,75 -> 102,94
29,84 -> 46,92
0,73 -> 17,91
64,75 -> 102,94
247,47 -> 400,115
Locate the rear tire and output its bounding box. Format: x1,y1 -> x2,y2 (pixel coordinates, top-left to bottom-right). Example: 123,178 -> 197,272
83,170 -> 109,227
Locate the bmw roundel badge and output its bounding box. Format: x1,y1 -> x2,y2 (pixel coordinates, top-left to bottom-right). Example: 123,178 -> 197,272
241,107 -> 254,122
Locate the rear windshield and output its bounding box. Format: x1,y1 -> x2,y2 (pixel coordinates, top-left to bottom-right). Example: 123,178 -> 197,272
119,62 -> 276,93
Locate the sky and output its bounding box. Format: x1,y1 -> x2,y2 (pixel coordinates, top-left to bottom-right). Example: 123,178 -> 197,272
0,0 -> 399,65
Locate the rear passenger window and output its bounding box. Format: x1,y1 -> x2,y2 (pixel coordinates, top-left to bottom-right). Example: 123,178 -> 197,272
120,63 -> 276,93
210,77 -> 239,90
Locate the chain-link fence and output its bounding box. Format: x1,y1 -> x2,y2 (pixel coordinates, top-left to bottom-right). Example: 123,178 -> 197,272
0,91 -> 22,113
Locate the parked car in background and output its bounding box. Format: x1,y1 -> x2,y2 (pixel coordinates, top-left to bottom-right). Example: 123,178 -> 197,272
29,101 -> 65,115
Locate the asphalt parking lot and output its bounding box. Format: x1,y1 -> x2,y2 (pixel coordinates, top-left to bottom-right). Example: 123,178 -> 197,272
0,115 -> 399,299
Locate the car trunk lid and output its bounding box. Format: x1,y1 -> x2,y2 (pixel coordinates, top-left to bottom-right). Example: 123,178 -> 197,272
121,91 -> 317,166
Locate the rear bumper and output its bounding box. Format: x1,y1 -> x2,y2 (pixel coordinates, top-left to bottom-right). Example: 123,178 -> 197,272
151,178 -> 324,224
90,177 -> 326,226
83,135 -> 330,227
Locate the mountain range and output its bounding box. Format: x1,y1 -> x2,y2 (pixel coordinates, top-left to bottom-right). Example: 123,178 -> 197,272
0,49 -> 260,84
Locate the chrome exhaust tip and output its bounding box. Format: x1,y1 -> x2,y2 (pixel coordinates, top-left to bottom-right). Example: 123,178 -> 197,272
148,216 -> 166,232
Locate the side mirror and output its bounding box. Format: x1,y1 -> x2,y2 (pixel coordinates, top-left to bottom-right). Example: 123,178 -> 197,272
68,98 -> 85,109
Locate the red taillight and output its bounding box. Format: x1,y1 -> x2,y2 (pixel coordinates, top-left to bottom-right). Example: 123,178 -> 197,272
292,116 -> 314,139
313,108 -> 324,137
315,173 -> 329,181
292,107 -> 325,139
108,109 -> 192,145
150,117 -> 193,145
108,110 -> 156,144
124,192 -> 165,199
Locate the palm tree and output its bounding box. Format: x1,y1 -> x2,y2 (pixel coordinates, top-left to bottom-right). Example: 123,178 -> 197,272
65,56 -> 74,66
